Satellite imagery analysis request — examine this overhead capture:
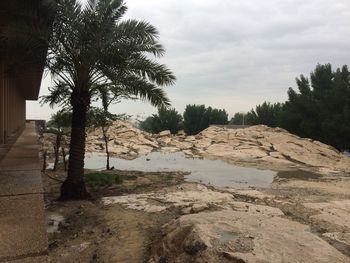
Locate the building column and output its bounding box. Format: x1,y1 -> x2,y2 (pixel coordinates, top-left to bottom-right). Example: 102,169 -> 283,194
0,62 -> 4,144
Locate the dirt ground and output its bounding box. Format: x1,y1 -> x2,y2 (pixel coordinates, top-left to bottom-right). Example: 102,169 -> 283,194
44,168 -> 186,263
43,164 -> 350,263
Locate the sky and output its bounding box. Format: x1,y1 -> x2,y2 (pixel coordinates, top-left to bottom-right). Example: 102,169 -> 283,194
26,0 -> 350,120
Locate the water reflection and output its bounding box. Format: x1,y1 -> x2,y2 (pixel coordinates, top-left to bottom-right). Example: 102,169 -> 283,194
84,152 -> 277,189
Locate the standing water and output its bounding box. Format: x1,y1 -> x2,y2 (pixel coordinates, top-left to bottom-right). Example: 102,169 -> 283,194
84,152 -> 277,189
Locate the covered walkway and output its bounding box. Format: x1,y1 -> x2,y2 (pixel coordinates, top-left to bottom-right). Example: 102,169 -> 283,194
0,122 -> 48,262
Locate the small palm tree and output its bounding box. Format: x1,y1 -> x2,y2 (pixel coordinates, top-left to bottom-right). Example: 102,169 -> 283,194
41,0 -> 175,200
88,107 -> 128,170
46,110 -> 72,171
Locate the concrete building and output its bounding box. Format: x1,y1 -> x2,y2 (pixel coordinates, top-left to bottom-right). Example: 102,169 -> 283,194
0,1 -> 53,262
0,0 -> 49,152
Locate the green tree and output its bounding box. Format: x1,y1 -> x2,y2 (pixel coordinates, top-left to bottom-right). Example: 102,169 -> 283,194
230,112 -> 248,125
183,105 -> 228,135
46,110 -> 71,171
247,64 -> 350,150
139,107 -> 183,134
282,64 -> 350,149
246,102 -> 283,127
88,107 -> 125,170
41,0 -> 175,199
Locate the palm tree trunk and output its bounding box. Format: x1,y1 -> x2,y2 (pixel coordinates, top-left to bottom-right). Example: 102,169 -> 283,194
61,147 -> 67,171
102,127 -> 110,170
60,89 -> 90,200
53,132 -> 61,171
42,150 -> 47,172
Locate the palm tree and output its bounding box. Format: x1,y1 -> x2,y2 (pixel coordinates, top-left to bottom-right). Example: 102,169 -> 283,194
41,0 -> 175,200
46,109 -> 71,171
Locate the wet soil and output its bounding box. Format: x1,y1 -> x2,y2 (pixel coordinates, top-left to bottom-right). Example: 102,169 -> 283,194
43,168 -> 185,263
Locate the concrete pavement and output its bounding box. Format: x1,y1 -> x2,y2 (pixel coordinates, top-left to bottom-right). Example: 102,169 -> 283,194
0,122 -> 49,262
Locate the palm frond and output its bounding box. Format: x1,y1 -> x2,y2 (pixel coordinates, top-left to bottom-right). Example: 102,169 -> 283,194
115,19 -> 160,42
40,81 -> 71,107
126,54 -> 176,86
116,74 -> 171,108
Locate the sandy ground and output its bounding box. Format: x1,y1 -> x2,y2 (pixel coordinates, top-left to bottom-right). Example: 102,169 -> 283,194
43,163 -> 350,263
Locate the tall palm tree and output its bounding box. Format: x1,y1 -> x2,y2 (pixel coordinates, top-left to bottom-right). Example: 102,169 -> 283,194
41,0 -> 175,200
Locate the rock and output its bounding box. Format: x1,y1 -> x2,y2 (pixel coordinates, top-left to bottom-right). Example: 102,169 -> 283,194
149,208 -> 350,263
322,232 -> 350,247
131,145 -> 153,155
102,184 -> 233,213
184,136 -> 196,142
71,120 -> 350,172
205,144 -> 235,157
181,207 -> 192,214
157,136 -> 171,146
303,200 -> 350,229
194,138 -> 212,149
168,139 -> 193,150
160,147 -> 180,153
191,203 -> 209,213
177,130 -> 186,137
182,150 -> 201,158
226,189 -> 274,200
108,145 -> 129,155
159,130 -> 171,137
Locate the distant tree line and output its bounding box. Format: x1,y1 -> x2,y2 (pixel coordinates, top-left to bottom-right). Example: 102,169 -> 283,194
231,64 -> 350,150
139,105 -> 228,135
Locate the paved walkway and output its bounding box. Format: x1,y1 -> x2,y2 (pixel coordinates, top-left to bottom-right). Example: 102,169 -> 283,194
0,123 -> 48,262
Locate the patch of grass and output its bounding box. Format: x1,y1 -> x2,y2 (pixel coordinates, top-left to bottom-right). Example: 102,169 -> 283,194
122,175 -> 137,181
85,172 -> 123,187
115,175 -> 123,184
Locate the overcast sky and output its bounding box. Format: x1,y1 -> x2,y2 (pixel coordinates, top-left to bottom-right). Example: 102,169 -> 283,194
26,0 -> 350,120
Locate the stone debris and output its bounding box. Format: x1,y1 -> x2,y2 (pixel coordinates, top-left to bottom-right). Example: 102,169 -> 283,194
102,183 -> 350,262
43,120 -> 350,173
102,184 -> 233,213
323,232 -> 350,247
224,189 -> 275,200
303,200 -> 350,229
86,121 -> 350,172
149,208 -> 350,263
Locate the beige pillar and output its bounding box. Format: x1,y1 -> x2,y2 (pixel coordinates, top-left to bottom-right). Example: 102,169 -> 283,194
0,62 -> 4,144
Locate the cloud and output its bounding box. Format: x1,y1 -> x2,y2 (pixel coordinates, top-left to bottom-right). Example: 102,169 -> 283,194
27,0 -> 350,119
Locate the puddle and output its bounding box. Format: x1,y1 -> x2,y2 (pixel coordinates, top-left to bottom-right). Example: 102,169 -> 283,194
276,170 -> 323,180
85,152 -> 277,189
47,213 -> 65,233
217,230 -> 239,243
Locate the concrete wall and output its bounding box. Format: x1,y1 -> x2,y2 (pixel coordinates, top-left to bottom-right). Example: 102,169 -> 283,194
0,62 -> 26,144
